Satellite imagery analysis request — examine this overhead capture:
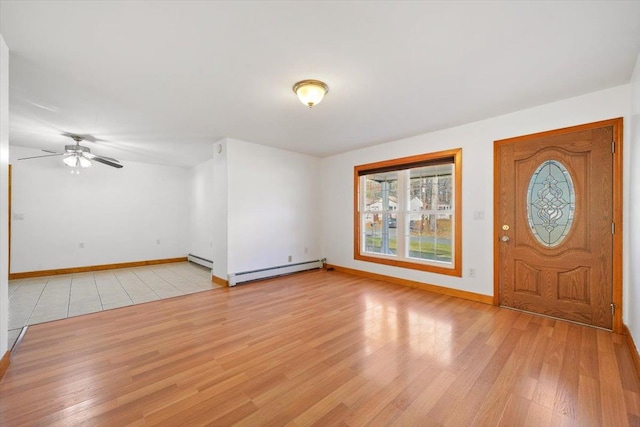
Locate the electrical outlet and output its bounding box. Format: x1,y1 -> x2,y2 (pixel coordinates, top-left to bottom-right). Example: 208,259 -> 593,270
79,242 -> 85,249
156,239 -> 161,245
304,247 -> 308,254
288,255 -> 292,262
468,268 -> 476,278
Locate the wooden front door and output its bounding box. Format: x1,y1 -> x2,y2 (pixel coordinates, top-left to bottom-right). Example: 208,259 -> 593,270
494,119 -> 623,330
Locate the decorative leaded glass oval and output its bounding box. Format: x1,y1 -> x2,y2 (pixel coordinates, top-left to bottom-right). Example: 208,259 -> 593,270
526,160 -> 575,247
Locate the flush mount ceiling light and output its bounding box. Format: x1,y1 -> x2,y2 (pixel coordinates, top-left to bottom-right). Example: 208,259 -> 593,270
292,79 -> 329,108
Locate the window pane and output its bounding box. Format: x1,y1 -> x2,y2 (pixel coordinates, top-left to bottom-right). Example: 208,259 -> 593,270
364,173 -> 398,211
364,178 -> 381,211
407,213 -> 435,261
409,164 -> 453,212
406,213 -> 452,263
434,214 -> 453,262
363,213 -> 396,255
406,214 -> 435,260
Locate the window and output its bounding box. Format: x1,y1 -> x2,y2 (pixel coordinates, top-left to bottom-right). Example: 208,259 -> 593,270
354,149 -> 462,276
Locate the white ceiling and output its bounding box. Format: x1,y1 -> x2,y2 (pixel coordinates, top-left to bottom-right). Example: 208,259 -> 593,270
1,1 -> 639,167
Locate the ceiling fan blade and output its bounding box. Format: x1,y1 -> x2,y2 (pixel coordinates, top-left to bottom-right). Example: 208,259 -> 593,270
42,149 -> 62,154
90,156 -> 123,169
18,153 -> 63,160
84,152 -> 120,163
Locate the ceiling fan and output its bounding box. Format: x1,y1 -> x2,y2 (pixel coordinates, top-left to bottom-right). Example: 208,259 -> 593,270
18,134 -> 123,172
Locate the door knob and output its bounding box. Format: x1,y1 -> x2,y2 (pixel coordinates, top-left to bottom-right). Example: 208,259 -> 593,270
501,236 -> 510,242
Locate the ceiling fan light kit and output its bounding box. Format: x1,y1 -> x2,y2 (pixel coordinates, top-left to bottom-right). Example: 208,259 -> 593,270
18,133 -> 123,171
62,154 -> 91,168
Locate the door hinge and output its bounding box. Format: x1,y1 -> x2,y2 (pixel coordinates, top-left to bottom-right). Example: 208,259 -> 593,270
612,223 -> 615,234
611,303 -> 615,315
612,141 -> 616,153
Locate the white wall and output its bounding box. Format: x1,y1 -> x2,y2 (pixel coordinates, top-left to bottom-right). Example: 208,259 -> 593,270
9,146 -> 189,272
628,54 -> 640,340
321,84 -> 632,300
0,35 -> 9,357
211,139 -> 228,279
188,157 -> 214,262
226,138 -> 321,275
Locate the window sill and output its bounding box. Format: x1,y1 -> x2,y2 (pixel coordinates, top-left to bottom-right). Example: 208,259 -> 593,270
354,252 -> 462,277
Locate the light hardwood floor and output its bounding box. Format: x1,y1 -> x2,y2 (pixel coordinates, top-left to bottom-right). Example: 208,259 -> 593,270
0,269 -> 638,426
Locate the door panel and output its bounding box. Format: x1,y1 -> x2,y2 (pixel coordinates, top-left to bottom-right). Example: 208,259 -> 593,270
495,122 -> 618,329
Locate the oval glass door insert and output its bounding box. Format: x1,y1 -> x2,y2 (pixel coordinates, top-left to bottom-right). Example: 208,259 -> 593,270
526,160 -> 575,247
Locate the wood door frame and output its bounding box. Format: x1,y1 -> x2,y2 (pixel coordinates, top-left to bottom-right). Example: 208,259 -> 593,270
493,118 -> 623,332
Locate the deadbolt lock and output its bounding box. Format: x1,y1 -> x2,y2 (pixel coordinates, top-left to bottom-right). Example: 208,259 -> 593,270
502,224 -> 510,231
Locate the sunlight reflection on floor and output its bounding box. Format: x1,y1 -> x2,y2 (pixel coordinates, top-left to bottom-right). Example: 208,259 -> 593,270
363,294 -> 453,369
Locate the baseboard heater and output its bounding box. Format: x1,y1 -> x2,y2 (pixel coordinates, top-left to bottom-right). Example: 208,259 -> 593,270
187,254 -> 213,269
228,259 -> 323,287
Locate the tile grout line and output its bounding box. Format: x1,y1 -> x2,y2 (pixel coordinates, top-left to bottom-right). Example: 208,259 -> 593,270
93,272 -> 104,312
25,278 -> 50,326
168,263 -> 215,291
95,271 -> 107,310
159,264 -> 210,291
164,264 -> 203,289
133,268 -> 178,299
8,279 -> 23,300
113,268 -> 143,306
66,275 -> 73,318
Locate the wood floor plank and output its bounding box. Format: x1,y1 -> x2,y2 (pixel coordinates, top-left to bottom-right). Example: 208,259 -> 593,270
0,270 -> 638,426
442,379 -> 493,426
523,401 -> 553,427
292,373 -> 369,426
580,326 -> 600,379
388,370 -> 457,426
473,350 -> 528,425
497,393 -> 532,426
343,363 -> 439,426
597,329 -> 629,426
577,375 -> 603,427
624,389 -> 640,418
553,323 -> 582,419
615,341 -> 640,393
424,390 -> 462,425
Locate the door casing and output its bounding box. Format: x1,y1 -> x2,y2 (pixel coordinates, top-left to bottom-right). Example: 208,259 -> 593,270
493,118 -> 623,332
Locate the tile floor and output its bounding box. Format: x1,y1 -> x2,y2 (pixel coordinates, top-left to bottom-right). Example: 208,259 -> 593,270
7,262 -> 220,350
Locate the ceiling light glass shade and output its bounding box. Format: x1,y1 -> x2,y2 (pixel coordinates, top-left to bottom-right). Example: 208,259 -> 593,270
63,155 -> 78,167
292,80 -> 329,108
63,154 -> 92,168
78,156 -> 92,168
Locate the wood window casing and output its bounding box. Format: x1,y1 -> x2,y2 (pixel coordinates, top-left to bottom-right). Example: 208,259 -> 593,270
353,148 -> 462,277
